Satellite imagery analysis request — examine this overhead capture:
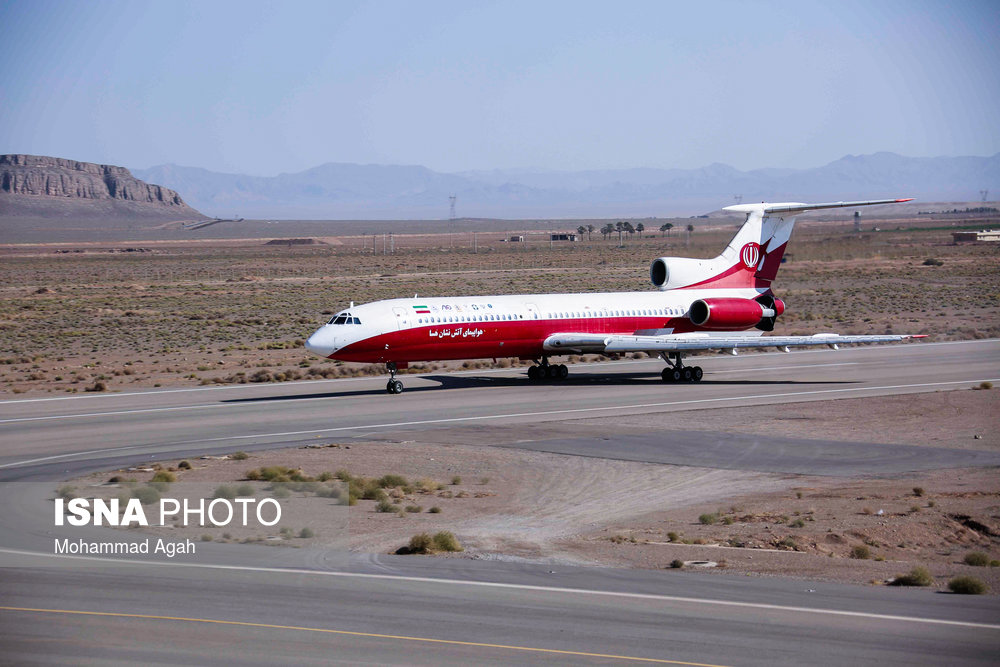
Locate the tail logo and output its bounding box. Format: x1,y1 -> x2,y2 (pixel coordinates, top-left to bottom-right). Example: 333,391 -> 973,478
740,242 -> 761,270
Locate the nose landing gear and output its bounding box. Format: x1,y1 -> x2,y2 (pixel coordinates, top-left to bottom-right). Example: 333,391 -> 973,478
385,362 -> 404,394
660,353 -> 703,383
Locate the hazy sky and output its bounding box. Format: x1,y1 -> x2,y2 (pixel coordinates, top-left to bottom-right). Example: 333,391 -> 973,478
2,0 -> 998,175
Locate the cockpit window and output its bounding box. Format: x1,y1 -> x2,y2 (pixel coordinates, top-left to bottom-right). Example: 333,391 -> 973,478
327,313 -> 361,325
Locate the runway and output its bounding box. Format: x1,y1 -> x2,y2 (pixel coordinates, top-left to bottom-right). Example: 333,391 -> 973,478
1,339 -> 999,664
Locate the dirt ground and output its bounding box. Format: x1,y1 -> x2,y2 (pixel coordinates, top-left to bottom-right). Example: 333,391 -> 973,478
1,215 -> 998,396
69,388 -> 1000,592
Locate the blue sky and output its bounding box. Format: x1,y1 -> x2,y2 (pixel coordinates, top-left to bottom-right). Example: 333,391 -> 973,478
1,0 -> 998,175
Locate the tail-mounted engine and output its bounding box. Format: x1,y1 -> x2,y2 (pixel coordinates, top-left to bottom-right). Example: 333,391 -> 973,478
688,295 -> 785,331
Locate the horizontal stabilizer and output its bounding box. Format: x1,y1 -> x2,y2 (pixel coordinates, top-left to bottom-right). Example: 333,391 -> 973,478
724,198 -> 913,216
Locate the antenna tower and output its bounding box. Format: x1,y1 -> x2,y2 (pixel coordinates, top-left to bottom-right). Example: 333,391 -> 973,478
449,195 -> 457,220
981,190 -> 989,203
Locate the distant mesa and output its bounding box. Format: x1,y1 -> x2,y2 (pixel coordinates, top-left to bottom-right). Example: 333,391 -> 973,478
0,154 -> 207,221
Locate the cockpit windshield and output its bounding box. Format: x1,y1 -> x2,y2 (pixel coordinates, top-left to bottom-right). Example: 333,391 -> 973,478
327,313 -> 361,325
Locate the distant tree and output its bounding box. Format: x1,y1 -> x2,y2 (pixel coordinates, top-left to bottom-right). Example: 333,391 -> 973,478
686,223 -> 695,247
587,224 -> 595,241
636,222 -> 645,238
577,225 -> 587,240
660,222 -> 674,237
623,221 -> 635,237
615,221 -> 625,246
601,223 -> 614,240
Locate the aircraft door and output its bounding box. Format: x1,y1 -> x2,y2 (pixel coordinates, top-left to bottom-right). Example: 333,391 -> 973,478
526,303 -> 540,320
392,306 -> 410,330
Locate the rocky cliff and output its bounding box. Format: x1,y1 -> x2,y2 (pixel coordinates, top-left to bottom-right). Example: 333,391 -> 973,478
0,154 -> 205,220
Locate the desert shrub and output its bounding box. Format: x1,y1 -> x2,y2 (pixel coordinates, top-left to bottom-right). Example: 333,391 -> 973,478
376,499 -> 395,513
405,533 -> 433,554
405,505 -> 422,513
134,485 -> 160,505
271,486 -> 290,499
779,537 -> 798,550
231,451 -> 250,461
232,483 -> 253,497
851,545 -> 871,560
299,527 -> 315,538
379,474 -> 409,488
451,475 -> 462,486
335,469 -> 352,482
889,567 -> 933,587
317,471 -> 334,482
213,484 -> 237,500
789,518 -> 805,528
85,380 -> 107,392
667,531 -> 679,542
698,513 -> 718,525
948,576 -> 987,594
57,485 -> 77,500
669,559 -> 684,569
964,552 -> 990,567
201,534 -> 213,542
151,471 -> 176,483
177,461 -> 192,470
428,506 -> 441,513
977,381 -> 993,390
432,531 -> 463,552
912,487 -> 925,497
922,257 -> 944,266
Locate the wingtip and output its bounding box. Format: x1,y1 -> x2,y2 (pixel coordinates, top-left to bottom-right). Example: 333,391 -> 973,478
895,198 -> 914,203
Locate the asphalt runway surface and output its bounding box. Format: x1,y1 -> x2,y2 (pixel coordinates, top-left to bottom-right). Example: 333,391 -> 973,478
1,339 -> 999,664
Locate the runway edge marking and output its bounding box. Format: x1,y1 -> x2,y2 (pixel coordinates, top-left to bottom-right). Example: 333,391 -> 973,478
2,549 -> 998,631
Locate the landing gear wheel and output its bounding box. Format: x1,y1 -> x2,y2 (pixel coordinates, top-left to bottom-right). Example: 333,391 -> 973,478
557,364 -> 569,380
692,366 -> 703,382
547,365 -> 559,380
661,368 -> 674,383
528,365 -> 541,381
386,379 -> 403,394
682,367 -> 693,382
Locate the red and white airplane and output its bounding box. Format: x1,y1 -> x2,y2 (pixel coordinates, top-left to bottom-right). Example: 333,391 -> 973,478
306,198 -> 921,394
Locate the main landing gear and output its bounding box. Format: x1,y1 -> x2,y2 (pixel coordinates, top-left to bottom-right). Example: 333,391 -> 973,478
385,362 -> 404,394
660,352 -> 703,383
527,357 -> 569,382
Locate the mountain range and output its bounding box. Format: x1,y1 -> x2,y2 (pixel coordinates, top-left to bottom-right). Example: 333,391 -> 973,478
132,152 -> 999,220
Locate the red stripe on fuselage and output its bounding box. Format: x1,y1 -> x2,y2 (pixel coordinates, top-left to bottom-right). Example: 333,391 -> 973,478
331,315 -> 699,364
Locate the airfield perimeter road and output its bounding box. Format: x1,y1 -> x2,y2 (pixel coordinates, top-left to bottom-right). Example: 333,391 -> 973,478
1,339 -> 999,665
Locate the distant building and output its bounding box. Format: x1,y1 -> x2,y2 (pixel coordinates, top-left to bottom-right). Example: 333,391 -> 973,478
952,230 -> 1000,243
550,233 -> 578,242
507,235 -> 524,242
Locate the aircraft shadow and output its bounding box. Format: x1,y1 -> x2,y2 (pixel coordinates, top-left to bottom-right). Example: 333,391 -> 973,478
221,372 -> 858,403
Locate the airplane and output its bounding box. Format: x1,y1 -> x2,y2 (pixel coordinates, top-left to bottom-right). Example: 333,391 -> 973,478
305,198 -> 923,394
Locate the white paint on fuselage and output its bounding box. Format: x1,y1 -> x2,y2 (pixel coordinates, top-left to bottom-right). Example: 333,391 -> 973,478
306,287 -> 764,358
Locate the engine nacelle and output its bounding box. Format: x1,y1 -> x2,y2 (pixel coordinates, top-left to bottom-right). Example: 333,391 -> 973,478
689,297 -> 779,330
650,257 -> 716,291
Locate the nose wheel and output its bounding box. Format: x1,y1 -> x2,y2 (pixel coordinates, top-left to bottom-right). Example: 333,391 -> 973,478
660,353 -> 703,383
385,362 -> 404,394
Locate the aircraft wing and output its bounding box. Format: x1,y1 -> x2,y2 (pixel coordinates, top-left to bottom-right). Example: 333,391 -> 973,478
543,332 -> 924,354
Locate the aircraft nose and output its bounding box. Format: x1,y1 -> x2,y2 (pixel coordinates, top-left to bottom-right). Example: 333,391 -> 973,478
305,327 -> 338,358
